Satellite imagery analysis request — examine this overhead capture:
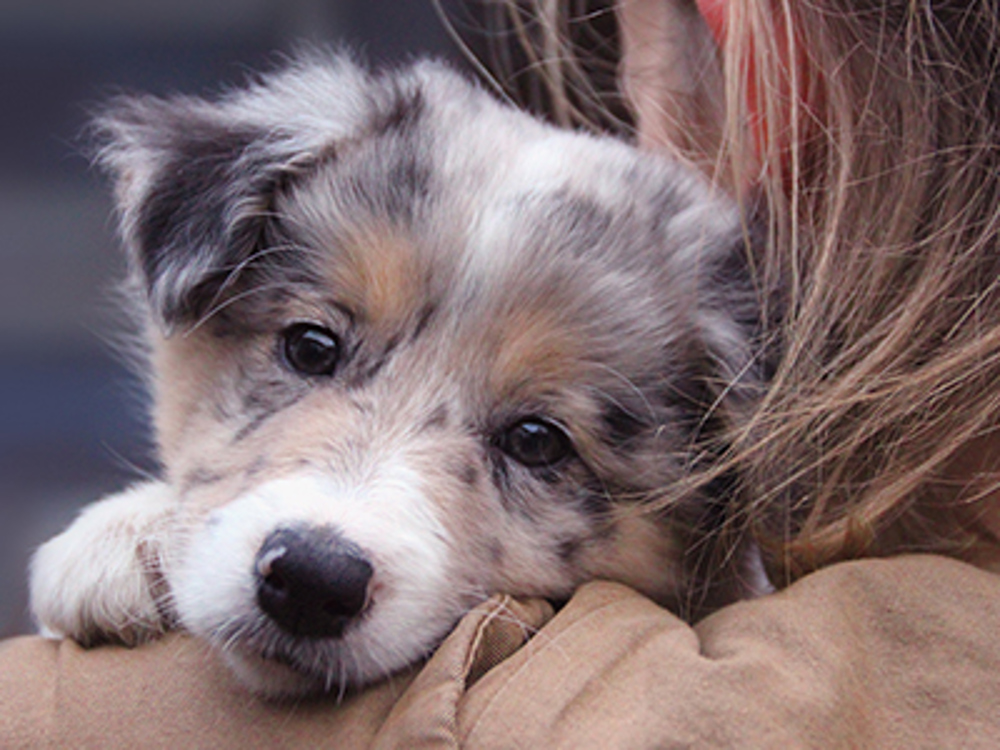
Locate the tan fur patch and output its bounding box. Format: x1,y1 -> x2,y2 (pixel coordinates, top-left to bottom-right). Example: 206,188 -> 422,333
589,512 -> 684,601
150,331 -> 242,472
324,227 -> 425,329
486,307 -> 583,397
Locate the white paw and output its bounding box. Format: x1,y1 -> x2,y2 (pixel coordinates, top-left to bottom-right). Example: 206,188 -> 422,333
29,481 -> 178,646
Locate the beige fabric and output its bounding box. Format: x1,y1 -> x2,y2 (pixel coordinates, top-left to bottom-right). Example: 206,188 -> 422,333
3,556 -> 1000,748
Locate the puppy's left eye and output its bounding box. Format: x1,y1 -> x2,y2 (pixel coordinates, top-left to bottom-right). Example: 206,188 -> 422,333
498,418 -> 574,468
282,323 -> 342,377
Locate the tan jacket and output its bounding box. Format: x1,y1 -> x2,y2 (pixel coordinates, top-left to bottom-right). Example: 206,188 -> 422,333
3,555 -> 1000,748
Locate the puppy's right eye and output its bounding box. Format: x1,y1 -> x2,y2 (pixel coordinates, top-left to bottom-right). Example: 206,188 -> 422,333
497,417 -> 574,469
282,323 -> 342,377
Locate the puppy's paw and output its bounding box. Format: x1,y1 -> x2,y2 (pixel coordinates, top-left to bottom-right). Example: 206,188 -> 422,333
29,481 -> 178,647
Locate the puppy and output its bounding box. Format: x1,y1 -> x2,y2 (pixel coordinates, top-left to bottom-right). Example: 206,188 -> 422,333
30,53 -> 764,696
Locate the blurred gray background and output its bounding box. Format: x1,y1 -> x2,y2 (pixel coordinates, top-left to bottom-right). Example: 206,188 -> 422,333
0,0 -> 477,637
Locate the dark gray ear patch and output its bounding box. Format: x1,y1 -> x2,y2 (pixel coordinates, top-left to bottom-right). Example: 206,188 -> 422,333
134,123 -> 271,321
95,97 -> 325,328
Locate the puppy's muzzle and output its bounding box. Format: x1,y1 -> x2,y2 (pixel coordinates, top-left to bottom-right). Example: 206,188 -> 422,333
255,526 -> 373,639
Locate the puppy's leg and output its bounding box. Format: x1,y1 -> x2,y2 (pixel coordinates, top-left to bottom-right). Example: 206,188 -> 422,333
29,481 -> 178,646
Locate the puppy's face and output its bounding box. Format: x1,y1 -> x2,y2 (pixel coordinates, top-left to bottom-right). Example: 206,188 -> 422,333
99,56 -> 758,695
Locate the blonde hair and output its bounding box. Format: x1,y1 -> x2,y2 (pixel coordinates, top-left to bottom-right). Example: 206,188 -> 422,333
438,0 -> 632,133
459,0 -> 1000,584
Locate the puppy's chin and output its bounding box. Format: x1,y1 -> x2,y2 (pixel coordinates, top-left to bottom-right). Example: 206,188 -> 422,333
200,611 -> 437,697
223,648 -> 328,698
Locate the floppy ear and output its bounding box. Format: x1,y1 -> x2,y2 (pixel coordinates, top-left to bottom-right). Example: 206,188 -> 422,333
94,95 -> 316,328
671,223 -> 773,612
699,227 -> 769,404
618,0 -> 725,170
93,55 -> 386,329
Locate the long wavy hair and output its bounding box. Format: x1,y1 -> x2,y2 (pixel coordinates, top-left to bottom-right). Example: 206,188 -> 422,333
445,0 -> 1000,585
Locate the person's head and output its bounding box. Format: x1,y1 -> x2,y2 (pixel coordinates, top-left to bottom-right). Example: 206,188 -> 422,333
468,0 -> 1000,582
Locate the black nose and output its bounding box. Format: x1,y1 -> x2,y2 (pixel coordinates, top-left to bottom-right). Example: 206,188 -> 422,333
255,526 -> 373,639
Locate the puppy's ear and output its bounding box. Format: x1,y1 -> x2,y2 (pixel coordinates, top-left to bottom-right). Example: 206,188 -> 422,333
661,212 -> 769,457
94,94 -> 316,328
93,52 -> 389,329
694,228 -> 770,416
672,227 -> 773,613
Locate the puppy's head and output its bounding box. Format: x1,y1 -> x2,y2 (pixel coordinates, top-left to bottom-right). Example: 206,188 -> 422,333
98,54 -> 761,695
